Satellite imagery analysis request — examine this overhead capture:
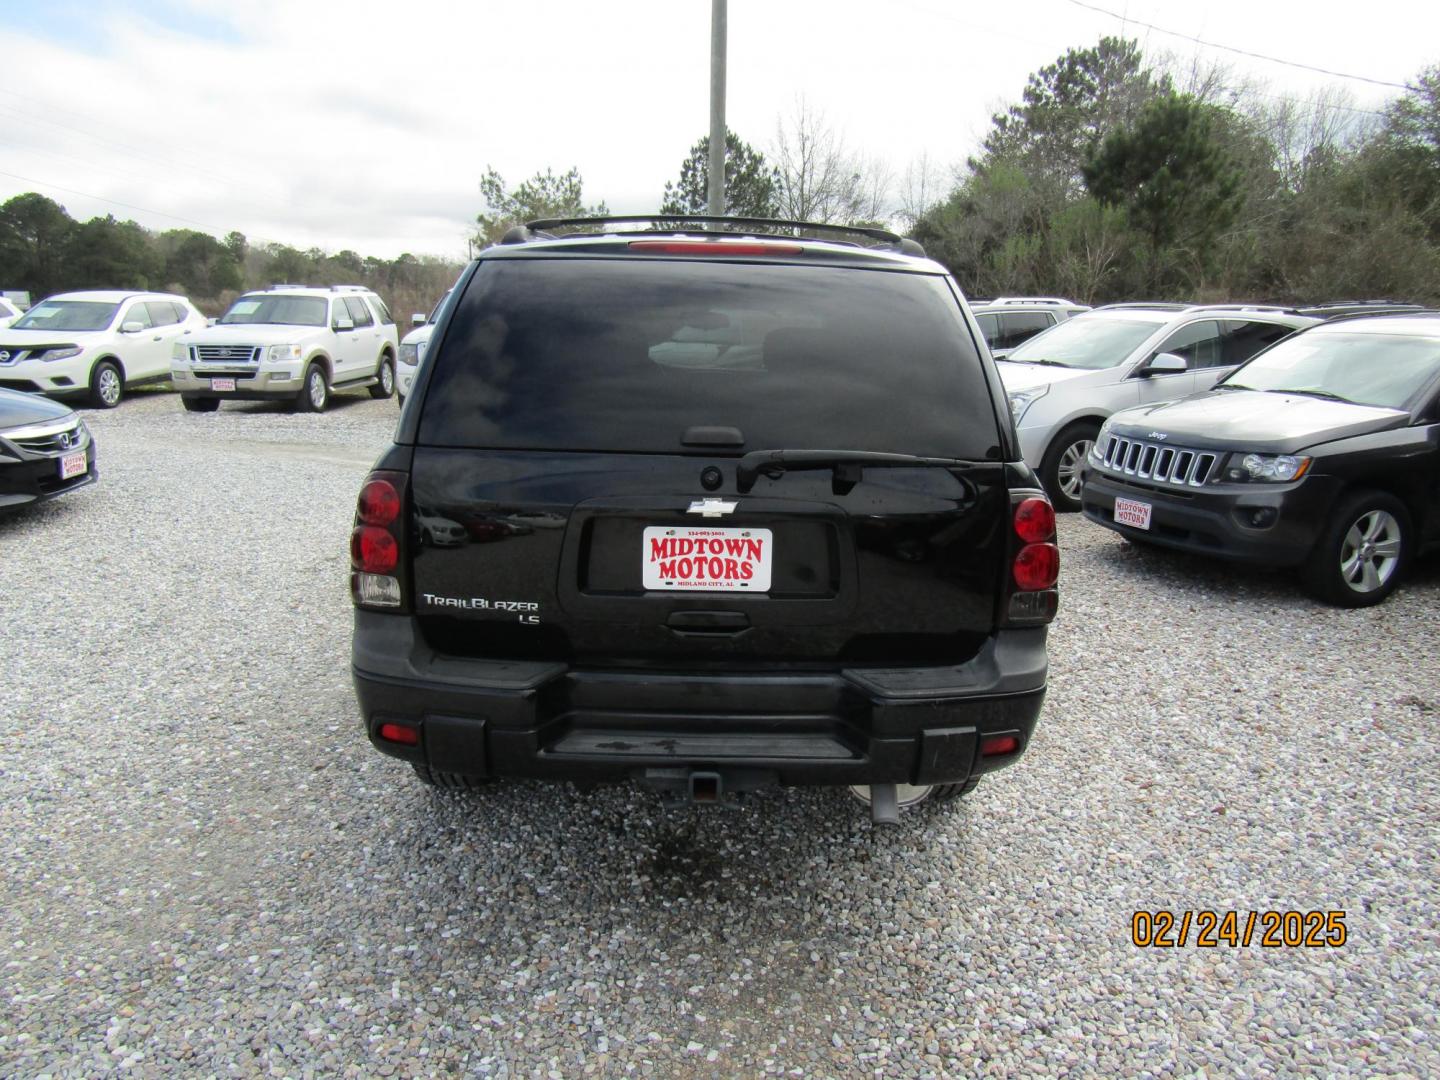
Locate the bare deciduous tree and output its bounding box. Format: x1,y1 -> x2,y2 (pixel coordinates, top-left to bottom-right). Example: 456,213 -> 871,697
771,98 -> 891,225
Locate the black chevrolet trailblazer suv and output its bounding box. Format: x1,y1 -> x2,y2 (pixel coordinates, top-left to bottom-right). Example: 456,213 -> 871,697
349,217 -> 1058,822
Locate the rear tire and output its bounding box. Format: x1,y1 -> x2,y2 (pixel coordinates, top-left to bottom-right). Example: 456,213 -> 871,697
1301,489 -> 1411,607
181,396 -> 220,413
411,763 -> 491,790
1040,422 -> 1099,513
88,359 -> 124,409
369,356 -> 395,399
297,362 -> 328,412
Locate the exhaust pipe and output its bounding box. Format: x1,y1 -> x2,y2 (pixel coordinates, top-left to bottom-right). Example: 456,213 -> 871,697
868,783 -> 901,826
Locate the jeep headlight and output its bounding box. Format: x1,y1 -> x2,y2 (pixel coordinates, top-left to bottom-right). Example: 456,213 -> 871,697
1094,417 -> 1116,460
399,342 -> 419,365
42,347 -> 83,362
267,344 -> 303,363
1237,453 -> 1311,482
1008,385 -> 1048,424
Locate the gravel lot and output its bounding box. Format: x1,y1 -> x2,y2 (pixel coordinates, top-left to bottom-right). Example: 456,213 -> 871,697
2,389 -> 1438,1077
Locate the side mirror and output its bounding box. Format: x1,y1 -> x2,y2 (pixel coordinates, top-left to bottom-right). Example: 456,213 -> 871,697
207,317 -> 218,327
334,316 -> 355,331
121,320 -> 145,334
1146,352 -> 1188,375
411,313 -> 426,326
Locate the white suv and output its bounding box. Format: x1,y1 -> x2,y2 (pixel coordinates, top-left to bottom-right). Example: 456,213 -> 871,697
0,296 -> 23,328
969,297 -> 1090,357
171,285 -> 399,412
999,303 -> 1320,510
396,289 -> 452,405
0,291 -> 206,408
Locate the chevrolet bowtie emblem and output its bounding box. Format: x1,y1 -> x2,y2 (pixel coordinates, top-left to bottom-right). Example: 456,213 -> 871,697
687,499 -> 737,517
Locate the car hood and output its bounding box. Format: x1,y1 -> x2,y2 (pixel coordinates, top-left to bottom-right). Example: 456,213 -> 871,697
400,324 -> 435,347
187,324 -> 326,345
1109,390 -> 1409,454
0,386 -> 76,430
0,327 -> 106,346
995,360 -> 1100,392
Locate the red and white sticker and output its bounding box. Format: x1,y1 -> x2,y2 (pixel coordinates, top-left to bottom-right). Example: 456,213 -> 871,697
59,450 -> 87,479
211,377 -> 236,391
642,526 -> 773,592
1114,496 -> 1152,531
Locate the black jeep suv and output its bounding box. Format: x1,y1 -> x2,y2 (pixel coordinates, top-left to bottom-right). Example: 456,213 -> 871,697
349,217 -> 1058,821
1082,312 -> 1440,606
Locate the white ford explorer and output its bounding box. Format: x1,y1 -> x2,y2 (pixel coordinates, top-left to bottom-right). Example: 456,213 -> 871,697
171,285 -> 399,412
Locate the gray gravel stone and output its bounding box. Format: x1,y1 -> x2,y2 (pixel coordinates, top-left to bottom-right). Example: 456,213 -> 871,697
0,391 -> 1437,1076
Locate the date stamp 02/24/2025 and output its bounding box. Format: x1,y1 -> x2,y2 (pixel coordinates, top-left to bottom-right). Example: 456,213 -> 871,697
1131,910 -> 1348,949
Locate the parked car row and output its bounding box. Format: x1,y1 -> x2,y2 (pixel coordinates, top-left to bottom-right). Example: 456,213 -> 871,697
0,285 -> 401,414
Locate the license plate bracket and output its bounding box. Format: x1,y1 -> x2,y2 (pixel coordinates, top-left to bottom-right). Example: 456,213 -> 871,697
1114,496 -> 1152,531
642,525 -> 773,592
59,450 -> 87,479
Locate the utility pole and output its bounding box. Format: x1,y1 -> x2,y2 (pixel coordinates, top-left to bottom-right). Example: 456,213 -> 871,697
707,0 -> 727,217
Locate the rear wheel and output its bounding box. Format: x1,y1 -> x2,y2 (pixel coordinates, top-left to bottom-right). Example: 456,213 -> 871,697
369,355 -> 395,399
297,362 -> 328,412
1302,489 -> 1410,607
411,763 -> 492,790
88,359 -> 123,409
181,396 -> 220,413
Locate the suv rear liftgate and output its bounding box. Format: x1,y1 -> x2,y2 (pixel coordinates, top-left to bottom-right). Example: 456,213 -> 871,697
351,218 -> 1057,823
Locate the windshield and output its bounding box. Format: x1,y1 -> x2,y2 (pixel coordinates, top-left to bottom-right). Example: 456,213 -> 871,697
1003,315 -> 1160,370
12,300 -> 120,332
219,294 -> 327,327
1221,330 -> 1440,410
418,259 -> 999,458
427,290 -> 451,324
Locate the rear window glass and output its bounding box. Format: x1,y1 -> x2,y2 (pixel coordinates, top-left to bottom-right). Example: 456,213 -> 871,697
418,259 -> 999,458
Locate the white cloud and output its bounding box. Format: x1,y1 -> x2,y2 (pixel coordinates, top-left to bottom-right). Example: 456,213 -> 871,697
0,0 -> 1427,260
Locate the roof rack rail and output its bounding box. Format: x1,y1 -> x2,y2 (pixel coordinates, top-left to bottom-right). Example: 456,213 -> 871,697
1185,303 -> 1299,315
327,284 -> 370,292
506,215 -> 927,257
1316,308 -> 1440,324
1095,301 -> 1191,311
988,296 -> 1077,306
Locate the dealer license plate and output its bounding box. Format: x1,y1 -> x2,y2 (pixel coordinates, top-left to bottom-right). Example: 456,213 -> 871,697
1114,496 -> 1152,531
211,377 -> 236,391
59,450 -> 87,479
642,526 -> 773,592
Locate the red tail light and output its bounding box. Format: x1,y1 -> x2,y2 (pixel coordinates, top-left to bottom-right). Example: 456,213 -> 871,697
980,734 -> 1020,757
359,478 -> 401,526
1014,497 -> 1055,543
351,469 -> 409,610
351,526 -> 398,573
627,240 -> 803,256
1005,490 -> 1059,623
1013,543 -> 1060,590
378,722 -> 419,746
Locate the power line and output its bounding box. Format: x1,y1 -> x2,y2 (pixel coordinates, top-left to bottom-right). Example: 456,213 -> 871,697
0,167 -> 232,233
1063,0 -> 1413,91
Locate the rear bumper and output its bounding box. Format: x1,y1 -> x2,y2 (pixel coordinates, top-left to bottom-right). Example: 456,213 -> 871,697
352,611 -> 1048,788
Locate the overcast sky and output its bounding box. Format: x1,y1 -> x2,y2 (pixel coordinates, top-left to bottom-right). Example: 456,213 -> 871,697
0,0 -> 1433,261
